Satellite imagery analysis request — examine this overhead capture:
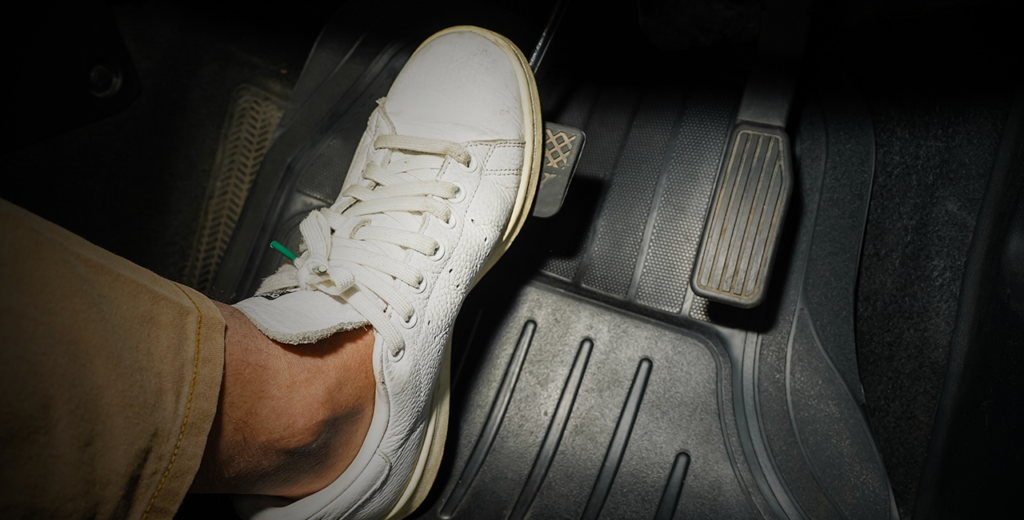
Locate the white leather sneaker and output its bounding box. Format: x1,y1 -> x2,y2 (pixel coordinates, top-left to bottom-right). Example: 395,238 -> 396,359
231,26 -> 541,520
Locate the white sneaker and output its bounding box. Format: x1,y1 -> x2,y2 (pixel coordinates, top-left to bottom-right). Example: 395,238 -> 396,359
232,26 -> 541,520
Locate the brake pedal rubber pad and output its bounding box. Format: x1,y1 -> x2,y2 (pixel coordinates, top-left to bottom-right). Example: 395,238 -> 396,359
532,122 -> 585,218
691,123 -> 792,307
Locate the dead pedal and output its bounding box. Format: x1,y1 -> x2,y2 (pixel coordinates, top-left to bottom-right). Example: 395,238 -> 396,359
183,85 -> 286,293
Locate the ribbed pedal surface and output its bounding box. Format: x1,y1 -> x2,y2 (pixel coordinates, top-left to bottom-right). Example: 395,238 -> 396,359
692,124 -> 792,307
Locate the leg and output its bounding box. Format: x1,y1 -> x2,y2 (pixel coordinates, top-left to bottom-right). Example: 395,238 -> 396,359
191,303 -> 375,499
0,197 -> 376,517
1,24 -> 540,519
0,199 -> 225,519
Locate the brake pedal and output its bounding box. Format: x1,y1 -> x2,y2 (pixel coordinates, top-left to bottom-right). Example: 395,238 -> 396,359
532,122 -> 585,218
691,0 -> 809,308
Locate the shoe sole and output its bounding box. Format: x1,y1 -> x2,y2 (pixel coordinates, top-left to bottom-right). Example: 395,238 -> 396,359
383,25 -> 542,520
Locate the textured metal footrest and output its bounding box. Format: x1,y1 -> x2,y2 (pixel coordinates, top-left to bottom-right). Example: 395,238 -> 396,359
184,85 -> 286,293
691,123 -> 792,307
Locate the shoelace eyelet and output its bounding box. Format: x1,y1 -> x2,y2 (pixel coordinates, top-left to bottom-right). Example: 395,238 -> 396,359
450,182 -> 467,204
458,154 -> 477,173
411,277 -> 428,295
440,210 -> 458,230
429,241 -> 446,261
389,346 -> 405,362
400,311 -> 418,329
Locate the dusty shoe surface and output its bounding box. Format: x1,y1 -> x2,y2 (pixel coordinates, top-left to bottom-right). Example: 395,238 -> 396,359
232,25 -> 541,520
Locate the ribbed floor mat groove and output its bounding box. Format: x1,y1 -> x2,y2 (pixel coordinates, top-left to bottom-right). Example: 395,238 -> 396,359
440,320 -> 536,518
508,337 -> 592,520
581,357 -> 651,519
435,284 -> 757,519
654,452 -> 692,520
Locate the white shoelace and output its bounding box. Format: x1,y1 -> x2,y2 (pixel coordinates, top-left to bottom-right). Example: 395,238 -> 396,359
259,134 -> 471,356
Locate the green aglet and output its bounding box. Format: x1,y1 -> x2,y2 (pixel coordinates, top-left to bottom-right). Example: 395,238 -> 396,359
270,240 -> 297,261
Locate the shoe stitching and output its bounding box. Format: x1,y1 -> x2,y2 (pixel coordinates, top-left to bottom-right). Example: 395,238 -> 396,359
480,142 -> 498,171
482,143 -> 526,176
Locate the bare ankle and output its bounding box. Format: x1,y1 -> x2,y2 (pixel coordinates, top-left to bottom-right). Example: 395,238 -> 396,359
191,302 -> 375,497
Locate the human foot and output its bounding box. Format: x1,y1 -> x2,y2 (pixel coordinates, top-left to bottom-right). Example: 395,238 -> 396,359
232,25 -> 540,519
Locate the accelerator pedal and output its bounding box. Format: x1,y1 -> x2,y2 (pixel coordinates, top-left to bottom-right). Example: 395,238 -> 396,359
691,0 -> 809,307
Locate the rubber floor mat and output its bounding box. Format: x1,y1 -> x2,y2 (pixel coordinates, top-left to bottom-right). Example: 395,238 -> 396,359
436,282 -> 761,519
522,83 -> 739,320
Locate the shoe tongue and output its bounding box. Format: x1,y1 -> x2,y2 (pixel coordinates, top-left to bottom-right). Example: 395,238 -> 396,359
341,150 -> 443,259
389,149 -> 437,184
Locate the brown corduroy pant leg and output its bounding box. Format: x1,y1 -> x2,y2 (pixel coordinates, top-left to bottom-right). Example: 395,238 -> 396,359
0,199 -> 225,519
